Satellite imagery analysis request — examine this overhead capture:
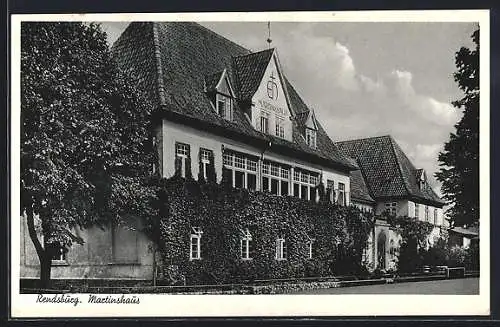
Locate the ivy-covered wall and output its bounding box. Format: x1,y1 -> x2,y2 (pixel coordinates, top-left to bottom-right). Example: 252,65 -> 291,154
151,177 -> 374,285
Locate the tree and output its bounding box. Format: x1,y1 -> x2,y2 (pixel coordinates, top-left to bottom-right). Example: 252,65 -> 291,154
21,22 -> 156,288
436,29 -> 479,228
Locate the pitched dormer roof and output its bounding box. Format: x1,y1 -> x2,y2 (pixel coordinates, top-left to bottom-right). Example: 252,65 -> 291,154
111,22 -> 356,172
335,135 -> 444,207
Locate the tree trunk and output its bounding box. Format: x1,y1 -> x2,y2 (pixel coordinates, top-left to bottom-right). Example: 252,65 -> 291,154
26,206 -> 51,289
40,253 -> 52,289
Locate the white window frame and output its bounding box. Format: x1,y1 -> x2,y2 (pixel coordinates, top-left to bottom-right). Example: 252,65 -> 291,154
292,169 -> 319,200
434,208 -> 438,225
260,111 -> 270,134
262,161 -> 290,195
415,203 -> 420,218
305,128 -> 317,148
240,228 -> 253,260
199,148 -> 213,180
337,183 -> 346,206
190,227 -> 203,260
306,236 -> 314,259
216,93 -> 232,121
175,142 -> 190,178
222,151 -> 258,190
275,115 -> 285,138
275,237 -> 287,260
425,205 -> 430,222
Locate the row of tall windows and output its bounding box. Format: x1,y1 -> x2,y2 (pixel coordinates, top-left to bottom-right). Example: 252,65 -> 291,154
176,142 -> 347,205
190,227 -> 314,261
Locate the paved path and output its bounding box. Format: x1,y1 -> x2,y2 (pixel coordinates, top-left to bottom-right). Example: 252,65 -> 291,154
293,278 -> 479,294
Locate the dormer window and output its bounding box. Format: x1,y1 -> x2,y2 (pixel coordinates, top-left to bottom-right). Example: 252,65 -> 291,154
216,93 -> 232,121
417,169 -> 426,190
305,128 -> 317,148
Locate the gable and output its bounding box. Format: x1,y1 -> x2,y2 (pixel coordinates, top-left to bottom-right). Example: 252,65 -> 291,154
305,111 -> 318,130
251,52 -> 293,141
215,70 -> 235,97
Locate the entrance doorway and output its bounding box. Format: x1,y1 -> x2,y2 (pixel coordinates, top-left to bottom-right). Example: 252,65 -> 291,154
377,232 -> 387,270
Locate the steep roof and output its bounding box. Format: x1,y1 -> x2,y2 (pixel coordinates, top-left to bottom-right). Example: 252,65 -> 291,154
335,135 -> 444,206
111,22 -> 355,172
350,170 -> 375,204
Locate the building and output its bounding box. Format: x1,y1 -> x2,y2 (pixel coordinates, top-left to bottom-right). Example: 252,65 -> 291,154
336,135 -> 446,271
21,22 -> 359,282
20,22 -> 445,282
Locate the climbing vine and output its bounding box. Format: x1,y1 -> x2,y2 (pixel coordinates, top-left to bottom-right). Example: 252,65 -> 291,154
387,215 -> 434,273
149,176 -> 374,284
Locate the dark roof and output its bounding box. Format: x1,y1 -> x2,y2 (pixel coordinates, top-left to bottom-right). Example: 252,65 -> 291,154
335,135 -> 444,206
204,71 -> 224,92
350,170 -> 375,204
111,22 -> 355,172
233,49 -> 274,100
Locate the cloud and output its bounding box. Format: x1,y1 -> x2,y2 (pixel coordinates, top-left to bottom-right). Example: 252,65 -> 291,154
272,23 -> 461,192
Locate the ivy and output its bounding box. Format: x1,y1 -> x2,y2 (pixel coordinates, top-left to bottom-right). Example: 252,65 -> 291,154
387,215 -> 434,273
150,177 -> 374,284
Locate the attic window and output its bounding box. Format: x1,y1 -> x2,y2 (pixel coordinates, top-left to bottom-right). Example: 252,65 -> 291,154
305,128 -> 317,148
216,93 -> 232,121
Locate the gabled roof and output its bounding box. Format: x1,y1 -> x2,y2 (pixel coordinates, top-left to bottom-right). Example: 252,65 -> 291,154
111,22 -> 356,172
233,48 -> 274,100
449,226 -> 479,237
335,135 -> 444,206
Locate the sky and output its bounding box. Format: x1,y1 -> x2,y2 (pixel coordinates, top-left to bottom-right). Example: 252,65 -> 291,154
100,21 -> 476,195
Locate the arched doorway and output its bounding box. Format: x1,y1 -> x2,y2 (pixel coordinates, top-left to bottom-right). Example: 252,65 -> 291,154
377,231 -> 387,270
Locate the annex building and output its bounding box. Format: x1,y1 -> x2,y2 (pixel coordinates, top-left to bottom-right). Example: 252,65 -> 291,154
20,22 -> 444,282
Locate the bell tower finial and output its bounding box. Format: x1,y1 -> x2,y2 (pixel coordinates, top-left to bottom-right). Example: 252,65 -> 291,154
267,21 -> 272,49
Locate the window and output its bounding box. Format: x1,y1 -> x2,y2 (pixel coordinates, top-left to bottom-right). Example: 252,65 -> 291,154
260,111 -> 270,134
199,148 -> 213,180
222,151 -> 258,190
190,227 -> 203,260
276,237 -> 287,260
327,180 -> 335,203
425,205 -> 429,222
275,116 -> 285,138
292,168 -> 319,201
175,142 -> 190,178
240,229 -> 253,260
306,236 -> 314,259
415,203 -> 420,218
216,94 -> 232,121
50,243 -> 67,263
337,183 -> 346,206
305,128 -> 317,148
434,208 -> 438,225
262,161 -> 290,195
385,202 -> 397,216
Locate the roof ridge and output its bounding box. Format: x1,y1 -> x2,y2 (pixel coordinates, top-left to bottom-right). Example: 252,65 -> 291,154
234,47 -> 275,59
152,23 -> 166,106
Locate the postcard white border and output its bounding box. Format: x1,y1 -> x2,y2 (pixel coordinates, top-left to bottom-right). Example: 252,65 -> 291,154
10,10 -> 490,317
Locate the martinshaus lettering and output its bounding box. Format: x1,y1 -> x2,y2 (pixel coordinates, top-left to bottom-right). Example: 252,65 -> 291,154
36,294 -> 82,307
88,294 -> 141,304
